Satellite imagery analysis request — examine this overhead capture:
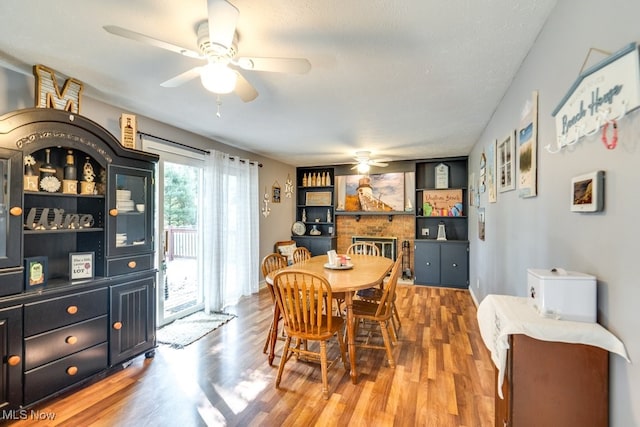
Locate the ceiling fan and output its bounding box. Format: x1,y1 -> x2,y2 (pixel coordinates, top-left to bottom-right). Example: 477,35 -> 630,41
103,0 -> 311,103
350,151 -> 389,173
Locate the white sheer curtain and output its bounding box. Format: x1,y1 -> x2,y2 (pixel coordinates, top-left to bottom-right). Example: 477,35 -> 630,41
203,149 -> 260,312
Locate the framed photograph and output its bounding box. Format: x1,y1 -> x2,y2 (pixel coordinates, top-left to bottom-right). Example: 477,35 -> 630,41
478,208 -> 485,241
571,171 -> 604,212
498,130 -> 516,192
24,256 -> 47,289
70,252 -> 95,281
305,191 -> 332,206
272,181 -> 281,203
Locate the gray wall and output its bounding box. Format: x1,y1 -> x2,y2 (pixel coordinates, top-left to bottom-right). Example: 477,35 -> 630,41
0,65 -> 296,284
468,0 -> 639,424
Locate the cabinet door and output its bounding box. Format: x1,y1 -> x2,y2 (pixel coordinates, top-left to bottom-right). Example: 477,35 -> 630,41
109,276 -> 156,364
414,242 -> 440,285
440,242 -> 468,288
0,149 -> 23,269
0,305 -> 23,410
108,165 -> 153,256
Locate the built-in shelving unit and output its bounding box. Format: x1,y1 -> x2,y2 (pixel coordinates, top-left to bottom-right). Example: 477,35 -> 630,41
414,157 -> 469,288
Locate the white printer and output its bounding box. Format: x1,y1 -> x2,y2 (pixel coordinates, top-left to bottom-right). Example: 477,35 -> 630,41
527,268 -> 596,322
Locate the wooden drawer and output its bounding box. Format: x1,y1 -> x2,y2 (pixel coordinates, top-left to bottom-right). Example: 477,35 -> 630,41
24,315 -> 108,370
0,267 -> 23,298
24,342 -> 108,405
24,288 -> 108,336
106,254 -> 152,276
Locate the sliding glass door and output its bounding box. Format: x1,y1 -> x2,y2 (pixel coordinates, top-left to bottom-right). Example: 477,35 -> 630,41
143,139 -> 204,326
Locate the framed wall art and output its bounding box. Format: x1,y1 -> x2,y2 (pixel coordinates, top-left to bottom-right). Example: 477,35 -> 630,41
497,130 -> 516,192
272,181 -> 281,203
518,91 -> 538,198
487,139 -> 497,203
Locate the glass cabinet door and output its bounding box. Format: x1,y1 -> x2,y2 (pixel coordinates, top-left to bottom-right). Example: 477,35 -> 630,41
108,165 -> 153,255
0,148 -> 23,270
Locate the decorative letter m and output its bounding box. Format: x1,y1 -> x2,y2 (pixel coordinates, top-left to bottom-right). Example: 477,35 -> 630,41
33,64 -> 84,113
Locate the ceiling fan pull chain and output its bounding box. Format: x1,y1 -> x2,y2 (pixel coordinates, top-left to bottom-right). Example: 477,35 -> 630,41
216,95 -> 222,118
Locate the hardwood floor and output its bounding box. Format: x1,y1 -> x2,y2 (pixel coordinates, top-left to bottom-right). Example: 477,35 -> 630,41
8,285 -> 495,427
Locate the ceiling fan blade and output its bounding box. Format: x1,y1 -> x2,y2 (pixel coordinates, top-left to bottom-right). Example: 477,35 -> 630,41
234,72 -> 258,102
370,161 -> 389,167
160,67 -> 203,88
207,0 -> 239,52
103,25 -> 202,59
235,57 -> 311,74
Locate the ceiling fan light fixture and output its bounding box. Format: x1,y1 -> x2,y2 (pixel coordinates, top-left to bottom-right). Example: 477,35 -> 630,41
200,62 -> 237,94
357,162 -> 370,174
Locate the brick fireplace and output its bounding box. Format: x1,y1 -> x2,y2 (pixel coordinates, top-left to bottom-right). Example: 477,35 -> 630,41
336,214 -> 415,278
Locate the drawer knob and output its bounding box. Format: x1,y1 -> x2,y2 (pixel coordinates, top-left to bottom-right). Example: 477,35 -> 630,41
452,263 -> 458,267
426,262 -> 430,266
66,336 -> 78,345
109,208 -> 118,216
67,305 -> 78,315
9,206 -> 22,216
128,261 -> 137,269
113,321 -> 123,330
66,366 -> 78,376
7,355 -> 21,366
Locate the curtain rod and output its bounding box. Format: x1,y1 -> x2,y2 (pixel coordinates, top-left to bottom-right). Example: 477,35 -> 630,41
138,131 -> 263,167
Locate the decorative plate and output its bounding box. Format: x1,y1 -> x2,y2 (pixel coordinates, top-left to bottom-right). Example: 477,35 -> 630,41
324,263 -> 354,270
291,221 -> 306,236
39,175 -> 61,193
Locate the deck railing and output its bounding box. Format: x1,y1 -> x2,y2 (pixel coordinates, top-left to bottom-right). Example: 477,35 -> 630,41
165,227 -> 197,260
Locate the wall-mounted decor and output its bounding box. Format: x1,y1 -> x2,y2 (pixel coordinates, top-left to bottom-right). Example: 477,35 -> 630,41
69,252 -> 94,281
487,140 -> 497,203
120,113 -> 137,149
261,188 -> 271,217
284,174 -> 294,198
272,181 -> 281,203
571,170 -> 604,213
518,91 -> 538,198
305,191 -> 332,206
335,172 -> 405,212
478,208 -> 485,241
549,43 -> 640,153
497,131 -> 516,192
422,189 -> 463,217
33,64 -> 84,113
479,152 -> 486,193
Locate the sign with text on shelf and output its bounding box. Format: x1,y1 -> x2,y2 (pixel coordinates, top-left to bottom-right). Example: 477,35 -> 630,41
551,42 -> 640,152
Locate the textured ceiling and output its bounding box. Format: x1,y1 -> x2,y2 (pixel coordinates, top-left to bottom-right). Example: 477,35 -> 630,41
0,0 -> 556,166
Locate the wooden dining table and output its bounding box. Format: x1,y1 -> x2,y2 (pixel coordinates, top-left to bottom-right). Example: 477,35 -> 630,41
266,253 -> 394,384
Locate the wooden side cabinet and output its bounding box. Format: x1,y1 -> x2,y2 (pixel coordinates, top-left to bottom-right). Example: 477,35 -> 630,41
0,306 -> 22,410
496,334 -> 608,427
110,275 -> 156,365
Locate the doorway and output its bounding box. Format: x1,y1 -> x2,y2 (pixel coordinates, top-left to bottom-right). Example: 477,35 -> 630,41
143,138 -> 204,326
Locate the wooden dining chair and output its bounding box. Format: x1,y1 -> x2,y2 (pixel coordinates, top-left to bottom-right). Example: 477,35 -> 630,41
348,242 -> 402,335
292,246 -> 311,263
351,249 -> 403,368
272,269 -> 347,400
346,241 -> 381,256
261,253 -> 288,363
